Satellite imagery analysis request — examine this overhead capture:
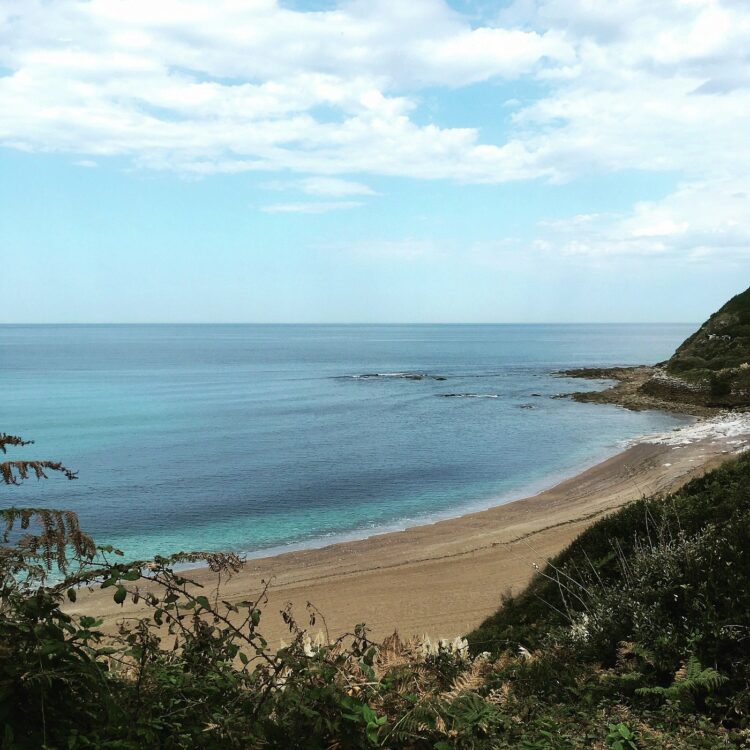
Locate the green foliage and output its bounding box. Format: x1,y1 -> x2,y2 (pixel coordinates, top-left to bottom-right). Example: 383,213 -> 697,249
637,656 -> 728,708
662,285 -> 750,403
606,722 -> 637,750
468,452 -> 750,743
468,453 -> 750,659
709,370 -> 734,397
2,432 -> 750,748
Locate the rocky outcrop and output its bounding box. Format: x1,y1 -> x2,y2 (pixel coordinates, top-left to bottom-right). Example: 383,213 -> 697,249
557,366 -> 716,415
639,369 -> 709,405
560,287 -> 750,413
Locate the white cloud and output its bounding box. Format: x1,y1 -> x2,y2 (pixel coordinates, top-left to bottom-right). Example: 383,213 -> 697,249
533,179 -> 750,260
1,0 -> 750,260
299,177 -> 377,197
260,200 -> 363,213
0,0 -> 567,182
493,0 -> 750,260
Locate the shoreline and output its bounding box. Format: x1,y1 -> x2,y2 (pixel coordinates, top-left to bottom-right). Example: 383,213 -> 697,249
75,412 -> 750,644
228,433 -> 676,564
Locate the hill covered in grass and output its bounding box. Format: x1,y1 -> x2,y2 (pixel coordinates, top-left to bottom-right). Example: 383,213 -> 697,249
657,286 -> 750,404
669,286 -> 750,371
566,286 -> 750,410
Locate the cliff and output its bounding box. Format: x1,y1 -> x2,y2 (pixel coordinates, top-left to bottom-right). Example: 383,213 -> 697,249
646,286 -> 750,406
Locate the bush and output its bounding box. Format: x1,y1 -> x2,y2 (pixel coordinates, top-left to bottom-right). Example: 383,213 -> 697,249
2,433 -> 749,748
468,453 -> 750,723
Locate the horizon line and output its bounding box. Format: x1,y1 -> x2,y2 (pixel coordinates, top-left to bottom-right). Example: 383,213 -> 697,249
0,321 -> 700,327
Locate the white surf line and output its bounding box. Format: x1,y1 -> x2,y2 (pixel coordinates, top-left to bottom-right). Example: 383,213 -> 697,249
639,412 -> 750,449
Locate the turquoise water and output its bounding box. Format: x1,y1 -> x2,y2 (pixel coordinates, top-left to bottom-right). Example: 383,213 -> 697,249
1,324 -> 693,560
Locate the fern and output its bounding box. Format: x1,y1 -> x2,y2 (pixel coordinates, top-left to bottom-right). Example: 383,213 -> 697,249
443,658 -> 487,700
1,507 -> 96,573
1,435 -> 90,575
385,698 -> 446,743
0,433 -> 33,453
445,691 -> 503,734
637,656 -> 728,702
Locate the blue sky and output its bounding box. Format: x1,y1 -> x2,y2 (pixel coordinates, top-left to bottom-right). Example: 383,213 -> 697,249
2,0 -> 749,323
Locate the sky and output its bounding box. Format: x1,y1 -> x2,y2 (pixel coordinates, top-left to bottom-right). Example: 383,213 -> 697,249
1,0 -> 749,323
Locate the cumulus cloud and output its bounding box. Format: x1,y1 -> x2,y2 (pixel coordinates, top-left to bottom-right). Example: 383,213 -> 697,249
534,179 -> 750,260
497,0 -> 750,260
0,0 -> 567,182
1,0 -> 750,259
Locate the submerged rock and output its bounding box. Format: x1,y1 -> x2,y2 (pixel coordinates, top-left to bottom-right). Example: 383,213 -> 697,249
346,372 -> 447,381
439,393 -> 500,399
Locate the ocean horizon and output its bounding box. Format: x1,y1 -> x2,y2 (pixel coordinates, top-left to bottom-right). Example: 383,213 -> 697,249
2,323 -> 695,561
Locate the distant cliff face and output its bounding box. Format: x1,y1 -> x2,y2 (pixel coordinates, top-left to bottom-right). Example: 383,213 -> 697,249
644,287 -> 750,406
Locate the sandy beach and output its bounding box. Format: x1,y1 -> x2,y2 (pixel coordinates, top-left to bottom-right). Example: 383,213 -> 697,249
73,414 -> 750,646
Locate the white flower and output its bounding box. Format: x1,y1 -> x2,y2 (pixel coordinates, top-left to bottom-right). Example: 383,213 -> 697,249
450,636 -> 469,656
568,614 -> 591,643
518,645 -> 532,660
418,636 -> 436,657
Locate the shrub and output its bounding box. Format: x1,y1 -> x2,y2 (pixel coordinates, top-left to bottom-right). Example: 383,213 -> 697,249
2,433 -> 749,748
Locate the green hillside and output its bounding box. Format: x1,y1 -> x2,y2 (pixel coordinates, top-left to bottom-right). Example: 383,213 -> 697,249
662,286 -> 750,404
669,286 -> 750,373
466,452 -> 750,746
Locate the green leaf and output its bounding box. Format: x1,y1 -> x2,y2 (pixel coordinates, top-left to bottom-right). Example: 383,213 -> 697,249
66,587 -> 77,603
113,585 -> 127,605
366,723 -> 380,745
196,595 -> 211,610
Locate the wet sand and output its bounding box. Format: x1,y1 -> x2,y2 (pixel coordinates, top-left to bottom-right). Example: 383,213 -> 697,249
72,417 -> 750,645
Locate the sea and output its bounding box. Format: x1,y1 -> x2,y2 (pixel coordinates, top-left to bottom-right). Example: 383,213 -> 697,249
1,324 -> 695,561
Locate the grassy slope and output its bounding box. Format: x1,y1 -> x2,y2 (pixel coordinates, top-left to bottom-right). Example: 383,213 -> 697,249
464,453 -> 750,745
669,286 -> 750,373
662,286 -> 750,403
468,452 -> 750,653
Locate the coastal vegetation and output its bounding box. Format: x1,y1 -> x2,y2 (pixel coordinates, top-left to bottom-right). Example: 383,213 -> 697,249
661,286 -> 750,404
564,285 -> 750,411
2,430 -> 750,748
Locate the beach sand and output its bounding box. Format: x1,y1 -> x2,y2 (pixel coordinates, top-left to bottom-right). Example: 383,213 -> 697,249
72,415 -> 750,646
